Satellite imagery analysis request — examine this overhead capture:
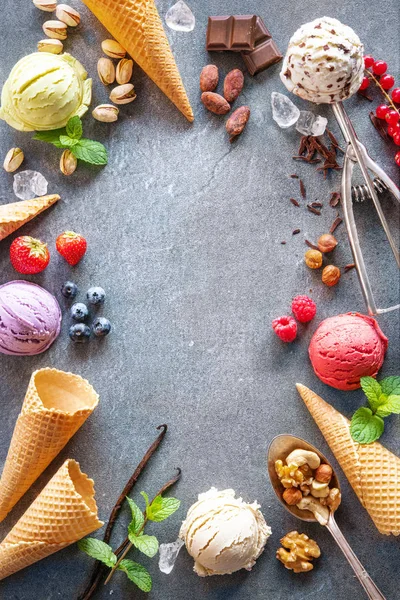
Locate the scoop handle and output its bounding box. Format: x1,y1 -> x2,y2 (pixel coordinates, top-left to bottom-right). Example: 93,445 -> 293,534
326,514 -> 386,600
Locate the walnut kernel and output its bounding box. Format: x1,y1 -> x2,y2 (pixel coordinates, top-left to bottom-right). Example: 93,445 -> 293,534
275,460 -> 304,488
277,531 -> 321,573
326,488 -> 341,512
305,249 -> 323,269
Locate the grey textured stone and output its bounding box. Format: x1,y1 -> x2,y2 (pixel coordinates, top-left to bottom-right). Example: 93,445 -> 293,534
0,0 -> 399,599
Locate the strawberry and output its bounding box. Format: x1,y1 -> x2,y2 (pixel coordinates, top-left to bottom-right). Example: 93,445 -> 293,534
10,236 -> 50,274
56,231 -> 87,265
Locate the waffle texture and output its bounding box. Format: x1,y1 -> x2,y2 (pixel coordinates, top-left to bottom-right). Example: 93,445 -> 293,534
0,459 -> 103,580
297,384 -> 400,536
0,195 -> 59,241
0,368 -> 99,523
81,0 -> 194,121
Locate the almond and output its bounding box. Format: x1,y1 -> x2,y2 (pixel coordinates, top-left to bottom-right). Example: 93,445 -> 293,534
201,92 -> 230,115
223,69 -> 244,103
226,106 -> 250,141
200,65 -> 219,92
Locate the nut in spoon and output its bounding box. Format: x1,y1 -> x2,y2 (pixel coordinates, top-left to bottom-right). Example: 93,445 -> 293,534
267,434 -> 386,600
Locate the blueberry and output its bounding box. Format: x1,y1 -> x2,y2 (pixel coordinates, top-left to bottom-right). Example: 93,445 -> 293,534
69,323 -> 91,343
87,286 -> 106,306
92,317 -> 111,337
70,302 -> 89,322
61,281 -> 78,299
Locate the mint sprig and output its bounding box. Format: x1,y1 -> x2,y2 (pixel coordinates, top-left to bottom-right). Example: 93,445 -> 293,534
350,376 -> 400,444
79,490 -> 180,593
33,116 -> 107,166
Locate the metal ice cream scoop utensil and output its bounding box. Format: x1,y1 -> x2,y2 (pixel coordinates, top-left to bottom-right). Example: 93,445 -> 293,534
332,101 -> 399,316
267,434 -> 386,600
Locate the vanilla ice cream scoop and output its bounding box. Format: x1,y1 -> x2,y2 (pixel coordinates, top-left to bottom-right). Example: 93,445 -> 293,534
0,52 -> 92,131
280,17 -> 364,104
179,488 -> 271,577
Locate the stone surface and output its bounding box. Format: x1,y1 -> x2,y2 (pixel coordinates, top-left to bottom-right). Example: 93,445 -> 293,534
0,1 -> 399,599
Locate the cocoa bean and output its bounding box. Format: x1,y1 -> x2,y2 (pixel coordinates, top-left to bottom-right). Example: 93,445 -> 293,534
201,92 -> 231,115
223,69 -> 244,103
200,65 -> 219,92
226,106 -> 250,141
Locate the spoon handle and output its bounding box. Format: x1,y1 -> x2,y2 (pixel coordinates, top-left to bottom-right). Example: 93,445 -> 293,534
326,515 -> 386,600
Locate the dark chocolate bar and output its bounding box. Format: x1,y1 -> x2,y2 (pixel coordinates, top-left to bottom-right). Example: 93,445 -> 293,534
206,15 -> 258,52
241,39 -> 282,76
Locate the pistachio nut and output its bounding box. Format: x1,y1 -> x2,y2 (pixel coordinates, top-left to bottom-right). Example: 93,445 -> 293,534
33,0 -> 57,12
116,58 -> 133,85
97,58 -> 115,86
92,104 -> 119,123
55,3 -> 80,26
101,39 -> 126,59
37,38 -> 64,54
60,149 -> 77,176
43,20 -> 68,40
3,148 -> 24,173
110,83 -> 136,105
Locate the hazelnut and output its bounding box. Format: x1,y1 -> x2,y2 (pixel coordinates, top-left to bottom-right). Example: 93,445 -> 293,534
304,249 -> 323,269
322,265 -> 341,287
315,464 -> 333,484
283,487 -> 303,506
317,233 -> 338,253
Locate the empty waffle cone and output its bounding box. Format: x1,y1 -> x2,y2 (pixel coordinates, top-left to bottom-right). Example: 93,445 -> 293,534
296,383 -> 400,536
0,459 -> 103,581
0,368 -> 99,523
81,0 -> 194,122
0,195 -> 60,241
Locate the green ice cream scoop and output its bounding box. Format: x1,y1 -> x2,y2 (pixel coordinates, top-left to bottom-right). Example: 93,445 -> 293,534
0,52 -> 92,131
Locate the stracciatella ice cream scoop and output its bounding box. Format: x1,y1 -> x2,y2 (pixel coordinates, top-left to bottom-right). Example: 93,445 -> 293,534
179,488 -> 271,576
280,17 -> 364,103
0,52 -> 92,131
0,281 -> 61,355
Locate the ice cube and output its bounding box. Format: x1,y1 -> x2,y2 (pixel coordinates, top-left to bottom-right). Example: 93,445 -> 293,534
13,170 -> 48,200
271,92 -> 300,129
165,1 -> 195,32
296,111 -> 328,136
159,538 -> 184,574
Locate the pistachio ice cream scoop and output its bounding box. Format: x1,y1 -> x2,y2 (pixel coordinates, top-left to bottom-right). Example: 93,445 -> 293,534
0,52 -> 92,131
280,17 -> 364,103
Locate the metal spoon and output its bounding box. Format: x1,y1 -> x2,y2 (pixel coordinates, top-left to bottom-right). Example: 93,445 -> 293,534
267,434 -> 386,600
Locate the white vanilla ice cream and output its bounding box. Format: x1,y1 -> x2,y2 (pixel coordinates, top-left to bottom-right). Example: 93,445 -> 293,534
179,488 -> 271,577
280,17 -> 364,103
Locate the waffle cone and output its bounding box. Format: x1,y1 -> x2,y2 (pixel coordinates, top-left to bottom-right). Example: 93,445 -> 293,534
0,459 -> 103,580
0,195 -> 60,241
81,0 -> 194,121
296,384 -> 400,536
0,369 -> 99,523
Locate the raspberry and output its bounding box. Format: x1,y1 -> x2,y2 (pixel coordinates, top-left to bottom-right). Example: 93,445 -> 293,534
291,295 -> 317,323
272,316 -> 297,342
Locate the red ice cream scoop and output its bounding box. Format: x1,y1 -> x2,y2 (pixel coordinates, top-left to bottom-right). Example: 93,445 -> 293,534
308,313 -> 388,391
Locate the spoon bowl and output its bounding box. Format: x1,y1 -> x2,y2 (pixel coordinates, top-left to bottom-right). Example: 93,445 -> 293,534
267,433 -> 341,523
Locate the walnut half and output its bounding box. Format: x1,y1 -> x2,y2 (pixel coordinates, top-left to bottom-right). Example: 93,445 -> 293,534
276,531 -> 321,573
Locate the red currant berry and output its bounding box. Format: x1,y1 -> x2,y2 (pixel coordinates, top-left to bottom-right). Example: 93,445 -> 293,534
395,151 -> 400,167
388,125 -> 398,137
393,132 -> 400,146
385,110 -> 400,126
376,104 -> 389,119
359,76 -> 370,91
380,74 -> 395,90
364,55 -> 374,68
372,60 -> 388,75
392,88 -> 400,103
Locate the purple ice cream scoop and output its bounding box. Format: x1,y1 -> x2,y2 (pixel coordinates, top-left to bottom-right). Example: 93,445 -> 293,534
0,280 -> 61,356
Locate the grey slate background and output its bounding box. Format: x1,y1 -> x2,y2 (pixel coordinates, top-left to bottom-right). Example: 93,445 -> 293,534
0,0 -> 399,598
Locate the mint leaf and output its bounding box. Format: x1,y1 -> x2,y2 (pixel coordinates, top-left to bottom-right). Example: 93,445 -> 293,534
140,491 -> 150,508
360,377 -> 383,411
71,139 -> 108,165
33,129 -> 65,148
350,407 -> 385,444
66,116 -> 82,140
78,538 -> 117,568
126,497 -> 144,535
118,560 -> 152,592
376,395 -> 400,417
131,534 -> 159,558
147,496 -> 180,522
59,135 -> 80,148
380,376 -> 400,398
